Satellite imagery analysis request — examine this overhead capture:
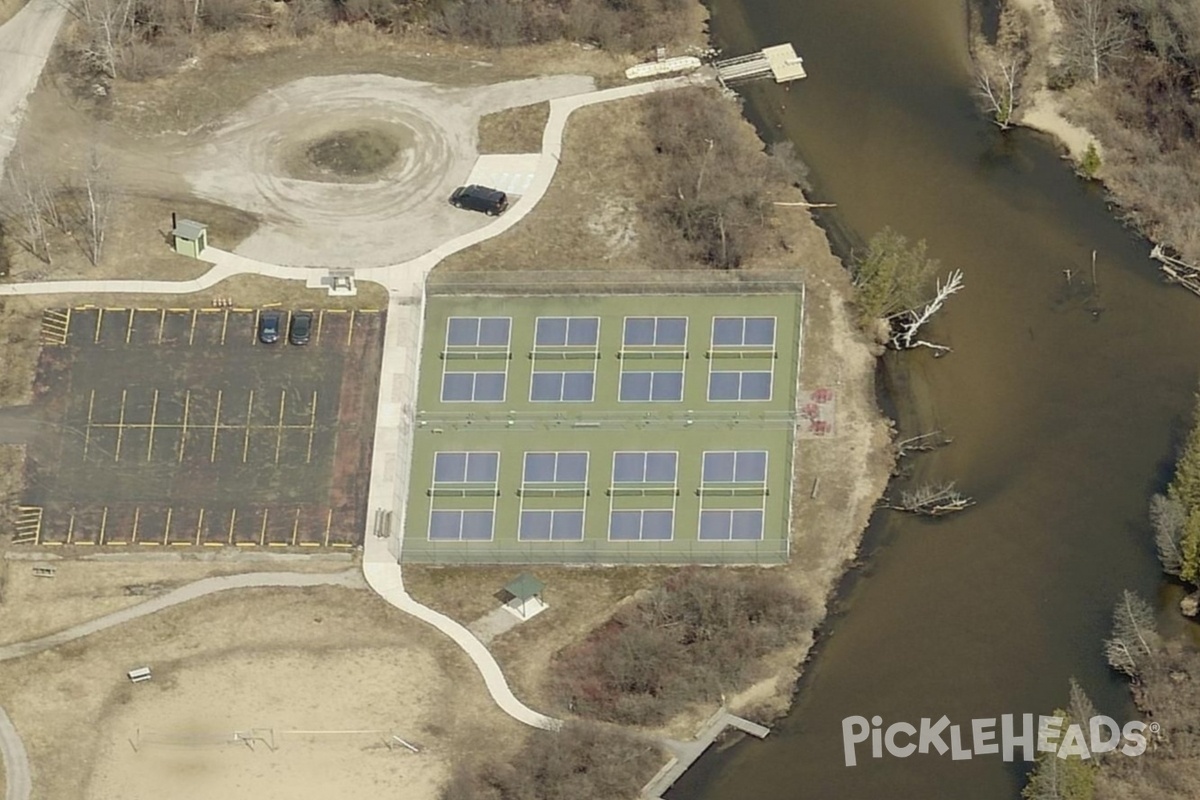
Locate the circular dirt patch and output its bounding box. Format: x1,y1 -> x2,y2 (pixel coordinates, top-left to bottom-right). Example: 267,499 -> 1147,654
284,127 -> 411,183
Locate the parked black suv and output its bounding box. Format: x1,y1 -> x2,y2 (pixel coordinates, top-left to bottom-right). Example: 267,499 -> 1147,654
258,311 -> 282,344
450,185 -> 508,216
290,311 -> 313,345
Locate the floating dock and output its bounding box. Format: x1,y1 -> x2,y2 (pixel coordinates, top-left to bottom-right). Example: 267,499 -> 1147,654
715,43 -> 807,85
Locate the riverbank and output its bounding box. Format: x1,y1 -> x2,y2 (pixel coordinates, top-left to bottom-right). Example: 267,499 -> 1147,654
675,0 -> 1195,796
412,83 -> 896,734
1004,0 -> 1200,263
0,3 -> 897,794
1006,0 -> 1099,162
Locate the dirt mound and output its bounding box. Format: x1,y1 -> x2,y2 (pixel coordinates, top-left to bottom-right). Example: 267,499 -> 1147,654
287,126 -> 411,184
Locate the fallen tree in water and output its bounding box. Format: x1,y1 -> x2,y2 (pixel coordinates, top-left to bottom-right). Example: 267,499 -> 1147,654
881,482 -> 975,516
887,269 -> 965,353
891,430 -> 954,478
1150,243 -> 1200,298
894,430 -> 954,457
850,227 -> 964,353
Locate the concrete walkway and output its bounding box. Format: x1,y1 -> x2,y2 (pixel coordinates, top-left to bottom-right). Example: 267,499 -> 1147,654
0,569 -> 361,800
0,74 -> 706,746
0,708 -> 30,800
0,570 -> 362,663
357,75 -> 705,733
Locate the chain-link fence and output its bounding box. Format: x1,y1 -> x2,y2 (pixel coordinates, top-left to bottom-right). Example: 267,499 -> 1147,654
399,538 -> 788,565
426,270 -> 806,297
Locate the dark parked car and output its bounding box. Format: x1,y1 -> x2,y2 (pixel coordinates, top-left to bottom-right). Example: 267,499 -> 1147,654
258,311 -> 281,344
450,185 -> 508,216
290,311 -> 313,345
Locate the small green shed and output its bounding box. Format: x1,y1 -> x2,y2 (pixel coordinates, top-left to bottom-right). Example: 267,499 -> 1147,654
171,218 -> 208,259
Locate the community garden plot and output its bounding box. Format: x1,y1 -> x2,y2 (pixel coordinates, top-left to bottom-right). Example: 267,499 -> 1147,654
18,306 -> 384,548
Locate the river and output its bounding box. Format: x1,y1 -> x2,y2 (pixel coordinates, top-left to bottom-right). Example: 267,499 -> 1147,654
669,0 -> 1197,798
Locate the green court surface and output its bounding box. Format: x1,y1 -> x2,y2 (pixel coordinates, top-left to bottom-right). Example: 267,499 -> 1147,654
404,292 -> 804,565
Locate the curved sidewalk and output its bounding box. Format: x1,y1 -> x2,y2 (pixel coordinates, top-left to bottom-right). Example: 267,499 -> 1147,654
0,570 -> 360,663
0,74 -> 705,738
362,539 -> 560,730
0,707 -> 30,800
356,76 -> 707,734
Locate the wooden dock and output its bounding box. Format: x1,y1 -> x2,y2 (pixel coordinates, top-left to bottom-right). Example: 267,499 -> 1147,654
715,43 -> 807,85
641,708 -> 771,799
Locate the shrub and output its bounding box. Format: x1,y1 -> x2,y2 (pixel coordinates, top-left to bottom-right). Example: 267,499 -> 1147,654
441,722 -> 662,800
641,88 -> 793,270
550,568 -> 808,725
1079,142 -> 1102,178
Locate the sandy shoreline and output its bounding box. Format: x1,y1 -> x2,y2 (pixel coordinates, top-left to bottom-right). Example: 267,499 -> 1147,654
1006,0 -> 1100,162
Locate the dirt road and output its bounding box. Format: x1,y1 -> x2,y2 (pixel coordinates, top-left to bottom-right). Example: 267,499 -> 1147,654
0,0 -> 67,181
183,73 -> 594,268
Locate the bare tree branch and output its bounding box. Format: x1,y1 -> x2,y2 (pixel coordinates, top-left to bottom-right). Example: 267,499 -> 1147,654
1056,0 -> 1131,84
888,269 -> 965,352
976,59 -> 1022,129
1149,493 -> 1185,575
1103,589 -> 1159,677
881,481 -> 975,516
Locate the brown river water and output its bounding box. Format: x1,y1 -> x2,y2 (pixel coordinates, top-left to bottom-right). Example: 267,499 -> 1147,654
670,0 -> 1198,798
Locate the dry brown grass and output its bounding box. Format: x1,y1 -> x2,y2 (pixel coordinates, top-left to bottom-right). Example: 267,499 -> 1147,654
0,0 -> 26,26
404,564 -> 685,724
438,89 -> 811,278
0,445 -> 24,530
0,555 -> 353,646
438,99 -> 655,274
0,273 -> 388,315
1,193 -> 257,284
0,584 -> 523,799
87,26 -> 632,138
419,89 -> 894,735
477,102 -> 550,154
0,301 -> 40,406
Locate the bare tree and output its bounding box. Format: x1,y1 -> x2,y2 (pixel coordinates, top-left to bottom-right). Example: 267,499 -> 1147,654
1067,676 -> 1097,725
976,59 -> 1021,129
644,88 -> 776,270
1057,0 -> 1130,84
888,269 -> 965,353
81,150 -> 114,266
70,0 -> 135,79
1,158 -> 54,264
1149,493 -> 1185,575
973,4 -> 1029,128
1102,589 -> 1159,677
